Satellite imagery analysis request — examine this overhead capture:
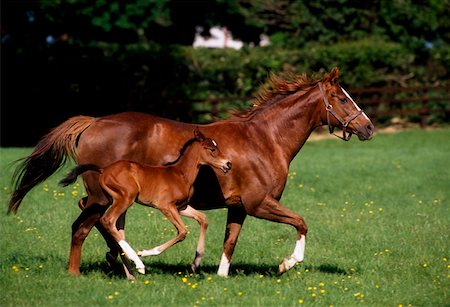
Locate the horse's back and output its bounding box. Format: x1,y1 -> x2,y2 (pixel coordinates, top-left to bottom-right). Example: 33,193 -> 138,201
77,112 -> 193,167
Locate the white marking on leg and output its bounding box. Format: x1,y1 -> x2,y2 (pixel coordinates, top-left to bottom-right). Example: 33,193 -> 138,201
217,253 -> 230,277
292,235 -> 306,262
119,240 -> 145,274
341,86 -> 370,121
137,246 -> 162,257
278,235 -> 306,274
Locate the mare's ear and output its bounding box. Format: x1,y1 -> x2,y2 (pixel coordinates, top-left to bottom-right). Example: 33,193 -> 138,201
194,128 -> 205,141
327,67 -> 340,85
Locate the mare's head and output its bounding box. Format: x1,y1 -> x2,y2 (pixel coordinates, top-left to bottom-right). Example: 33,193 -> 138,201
319,67 -> 374,141
193,129 -> 232,173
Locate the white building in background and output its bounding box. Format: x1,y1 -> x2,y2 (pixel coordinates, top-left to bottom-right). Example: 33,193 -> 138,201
193,26 -> 269,49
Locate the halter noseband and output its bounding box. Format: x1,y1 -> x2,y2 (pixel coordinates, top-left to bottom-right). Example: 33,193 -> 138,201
318,82 -> 362,141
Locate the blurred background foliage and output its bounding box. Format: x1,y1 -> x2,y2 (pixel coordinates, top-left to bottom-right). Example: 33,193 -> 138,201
1,0 -> 449,146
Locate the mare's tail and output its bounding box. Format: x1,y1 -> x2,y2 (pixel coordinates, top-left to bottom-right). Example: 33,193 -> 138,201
59,164 -> 102,187
8,116 -> 96,214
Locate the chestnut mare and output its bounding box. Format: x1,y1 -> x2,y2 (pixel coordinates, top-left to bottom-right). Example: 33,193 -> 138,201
8,67 -> 374,278
59,130 -> 232,275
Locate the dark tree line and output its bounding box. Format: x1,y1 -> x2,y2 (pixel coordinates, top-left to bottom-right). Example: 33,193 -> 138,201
1,0 -> 449,146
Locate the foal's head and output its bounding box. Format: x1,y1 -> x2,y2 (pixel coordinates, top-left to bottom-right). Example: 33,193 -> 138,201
193,129 -> 232,173
320,67 -> 374,141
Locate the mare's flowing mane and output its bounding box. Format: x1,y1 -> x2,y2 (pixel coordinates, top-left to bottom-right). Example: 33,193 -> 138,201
232,68 -> 339,118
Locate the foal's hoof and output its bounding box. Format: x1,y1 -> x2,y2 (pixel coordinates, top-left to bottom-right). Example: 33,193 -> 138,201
191,263 -> 198,273
137,266 -> 146,275
137,267 -> 145,274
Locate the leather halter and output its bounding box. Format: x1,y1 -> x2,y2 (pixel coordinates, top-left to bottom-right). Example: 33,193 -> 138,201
318,82 -> 362,141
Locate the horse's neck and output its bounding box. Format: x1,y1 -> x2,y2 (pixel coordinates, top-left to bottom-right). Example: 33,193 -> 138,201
170,144 -> 201,184
253,87 -> 323,162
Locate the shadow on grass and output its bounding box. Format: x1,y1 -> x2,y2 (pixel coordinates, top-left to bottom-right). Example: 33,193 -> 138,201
80,258 -> 350,279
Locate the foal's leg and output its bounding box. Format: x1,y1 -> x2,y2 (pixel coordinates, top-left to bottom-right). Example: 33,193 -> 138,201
247,196 -> 308,275
138,204 -> 188,257
78,198 -> 135,280
180,206 -> 208,272
100,199 -> 146,274
217,207 -> 247,277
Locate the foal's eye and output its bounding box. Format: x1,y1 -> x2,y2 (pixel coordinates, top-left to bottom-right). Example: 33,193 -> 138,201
339,97 -> 348,104
209,148 -> 216,152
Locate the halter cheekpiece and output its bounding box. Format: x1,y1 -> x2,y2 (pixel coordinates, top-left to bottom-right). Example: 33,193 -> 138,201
318,82 -> 362,141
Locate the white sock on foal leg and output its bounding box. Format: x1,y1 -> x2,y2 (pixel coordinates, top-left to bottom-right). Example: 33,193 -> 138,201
137,246 -> 162,257
119,240 -> 146,274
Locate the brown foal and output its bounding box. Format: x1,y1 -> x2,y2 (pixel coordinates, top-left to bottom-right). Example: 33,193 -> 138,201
59,130 -> 232,274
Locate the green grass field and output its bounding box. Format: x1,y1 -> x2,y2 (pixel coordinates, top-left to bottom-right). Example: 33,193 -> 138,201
1,129 -> 449,306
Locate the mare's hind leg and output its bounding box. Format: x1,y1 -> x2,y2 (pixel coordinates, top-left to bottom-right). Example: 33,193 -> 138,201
138,204 -> 188,258
247,196 -> 308,275
68,203 -> 106,275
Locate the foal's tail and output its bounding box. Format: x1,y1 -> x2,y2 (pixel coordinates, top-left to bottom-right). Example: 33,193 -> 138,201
59,164 -> 102,187
8,116 -> 96,214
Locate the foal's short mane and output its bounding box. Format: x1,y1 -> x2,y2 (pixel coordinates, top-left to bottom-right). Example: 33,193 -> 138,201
163,136 -> 198,166
232,67 -> 339,118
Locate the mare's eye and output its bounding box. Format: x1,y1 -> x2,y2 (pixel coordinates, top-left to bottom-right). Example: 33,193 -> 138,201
339,97 -> 348,104
209,147 -> 216,152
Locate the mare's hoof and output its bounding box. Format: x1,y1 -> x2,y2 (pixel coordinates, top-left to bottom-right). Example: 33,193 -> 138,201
106,252 -> 117,267
277,258 -> 290,276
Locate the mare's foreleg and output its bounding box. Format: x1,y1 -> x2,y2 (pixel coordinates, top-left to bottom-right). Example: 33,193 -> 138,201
138,205 -> 188,259
248,196 -> 308,275
217,207 -> 247,277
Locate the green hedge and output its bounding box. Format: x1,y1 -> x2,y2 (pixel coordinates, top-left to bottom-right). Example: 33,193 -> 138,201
143,38 -> 437,98
83,38 -> 449,124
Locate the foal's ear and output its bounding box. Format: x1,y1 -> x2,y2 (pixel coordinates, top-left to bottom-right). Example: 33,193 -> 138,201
194,128 -> 206,141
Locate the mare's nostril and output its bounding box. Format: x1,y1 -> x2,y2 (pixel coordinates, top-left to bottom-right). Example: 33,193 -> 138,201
226,162 -> 232,170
